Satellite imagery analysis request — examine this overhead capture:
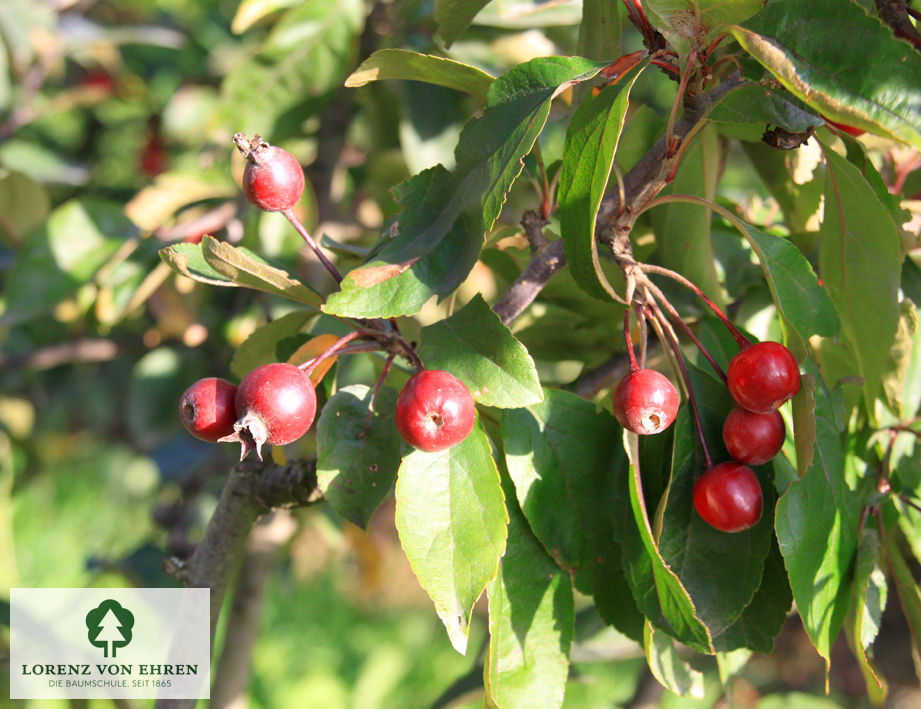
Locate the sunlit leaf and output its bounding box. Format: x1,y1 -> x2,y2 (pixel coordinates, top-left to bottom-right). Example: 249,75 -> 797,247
394,423 -> 507,654
485,468 -> 573,709
819,145 -> 902,413
558,59 -> 648,301
325,57 -> 608,318
644,622 -> 705,698
345,49 -> 494,102
229,311 -> 317,380
732,0 -> 921,148
775,371 -> 859,673
847,527 -> 888,705
502,388 -> 643,639
418,294 -> 542,409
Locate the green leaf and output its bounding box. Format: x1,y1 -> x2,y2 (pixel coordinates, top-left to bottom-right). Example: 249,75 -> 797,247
231,0 -> 301,33
708,82 -> 824,134
882,300 -> 921,421
394,422 -> 507,654
558,59 -> 648,301
124,171 -> 236,232
316,384 -> 403,529
0,199 -> 134,326
502,388 -> 643,639
418,294 -> 542,409
345,49 -> 494,102
775,371 -> 859,673
743,225 -> 839,340
847,527 -> 888,704
657,364 -> 774,638
791,372 -> 818,477
615,425 -> 714,652
0,169 -> 49,247
711,534 -> 793,654
161,235 -> 322,306
819,145 -> 902,413
731,0 -> 921,148
577,0 -> 621,61
325,57 -> 608,319
221,0 -> 362,134
485,469 -> 573,709
882,520 -> 921,664
229,311 -> 317,380
653,124 -> 724,307
644,622 -> 705,699
434,0 -> 490,46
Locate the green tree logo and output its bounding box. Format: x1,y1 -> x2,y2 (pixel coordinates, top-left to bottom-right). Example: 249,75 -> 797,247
86,599 -> 135,658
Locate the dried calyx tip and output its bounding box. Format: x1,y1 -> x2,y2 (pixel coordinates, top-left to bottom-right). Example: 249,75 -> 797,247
232,132 -> 269,163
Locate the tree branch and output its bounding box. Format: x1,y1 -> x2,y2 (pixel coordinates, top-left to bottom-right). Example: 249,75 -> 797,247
155,458 -> 320,709
493,74 -> 743,327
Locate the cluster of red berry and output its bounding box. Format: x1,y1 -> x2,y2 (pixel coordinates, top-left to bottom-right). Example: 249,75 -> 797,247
179,135 -> 478,459
612,340 -> 800,533
180,366 -> 476,458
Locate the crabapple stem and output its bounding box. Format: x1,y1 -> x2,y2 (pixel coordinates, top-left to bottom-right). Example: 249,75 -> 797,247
639,262 -> 750,349
623,308 -> 640,373
643,278 -> 727,383
281,207 -> 343,284
299,328 -> 423,378
649,299 -> 714,468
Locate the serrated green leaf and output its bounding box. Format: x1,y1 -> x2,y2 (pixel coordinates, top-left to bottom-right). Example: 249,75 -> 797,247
485,469 -> 573,709
744,225 -> 839,340
558,59 -> 648,302
418,294 -> 542,409
881,300 -> 921,421
732,0 -> 921,148
657,364 -> 774,638
160,237 -> 323,306
394,423 -> 507,654
644,622 -> 705,699
0,199 -> 133,326
711,534 -> 793,653
775,371 -> 859,673
617,432 -> 712,652
345,49 -> 494,102
819,145 -> 902,413
325,57 -> 607,319
653,124 -> 724,307
229,311 -> 317,380
502,388 -> 643,639
847,527 -> 888,704
316,384 -> 402,529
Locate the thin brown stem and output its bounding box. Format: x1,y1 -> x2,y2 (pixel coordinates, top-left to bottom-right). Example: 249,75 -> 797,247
282,207 -> 343,283
624,308 -> 640,372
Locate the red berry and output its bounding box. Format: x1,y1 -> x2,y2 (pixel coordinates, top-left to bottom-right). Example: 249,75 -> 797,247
395,370 -> 476,452
612,368 -> 680,435
722,407 -> 786,466
225,362 -> 317,460
727,341 -> 800,414
179,377 -> 238,443
693,461 -> 763,533
234,133 -> 304,212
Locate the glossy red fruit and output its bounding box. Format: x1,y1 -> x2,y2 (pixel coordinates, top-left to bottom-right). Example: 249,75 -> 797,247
225,362 -> 317,460
722,407 -> 786,466
727,341 -> 800,414
234,133 -> 304,212
693,461 -> 763,533
179,377 -> 238,443
395,370 -> 476,452
612,368 -> 680,435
